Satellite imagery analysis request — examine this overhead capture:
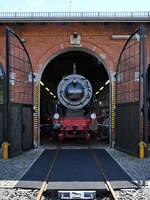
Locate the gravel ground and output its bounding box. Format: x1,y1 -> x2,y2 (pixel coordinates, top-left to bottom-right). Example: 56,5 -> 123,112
0,188 -> 38,200
0,188 -> 150,200
0,148 -> 43,188
106,148 -> 150,200
0,146 -> 150,200
106,148 -> 150,186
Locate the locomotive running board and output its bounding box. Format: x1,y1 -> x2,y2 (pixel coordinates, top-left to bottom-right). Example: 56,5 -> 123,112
58,190 -> 96,199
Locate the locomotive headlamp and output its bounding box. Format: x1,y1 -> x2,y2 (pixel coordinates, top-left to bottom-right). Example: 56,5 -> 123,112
73,79 -> 77,87
90,113 -> 96,120
53,113 -> 60,120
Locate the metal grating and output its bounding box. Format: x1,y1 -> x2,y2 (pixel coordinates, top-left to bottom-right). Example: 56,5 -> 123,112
116,30 -> 140,104
7,29 -> 33,104
115,26 -> 148,156
6,27 -> 34,156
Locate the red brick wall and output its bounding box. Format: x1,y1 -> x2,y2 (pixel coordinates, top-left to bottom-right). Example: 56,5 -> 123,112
0,22 -> 149,73
0,22 -> 149,144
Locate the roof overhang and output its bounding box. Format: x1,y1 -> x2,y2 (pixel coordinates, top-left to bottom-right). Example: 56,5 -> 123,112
0,17 -> 150,23
0,12 -> 150,23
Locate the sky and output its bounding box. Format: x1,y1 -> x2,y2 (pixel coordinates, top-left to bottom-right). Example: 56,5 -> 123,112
0,0 -> 149,12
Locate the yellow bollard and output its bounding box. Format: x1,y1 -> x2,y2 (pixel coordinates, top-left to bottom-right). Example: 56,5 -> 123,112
139,141 -> 147,159
2,142 -> 10,159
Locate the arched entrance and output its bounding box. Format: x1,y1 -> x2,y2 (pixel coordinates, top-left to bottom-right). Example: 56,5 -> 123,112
0,63 -> 5,145
39,48 -> 112,146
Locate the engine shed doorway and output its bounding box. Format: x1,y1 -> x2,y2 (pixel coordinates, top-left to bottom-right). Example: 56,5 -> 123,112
39,48 -> 111,147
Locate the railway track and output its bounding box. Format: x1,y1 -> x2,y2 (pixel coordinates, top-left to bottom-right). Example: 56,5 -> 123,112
35,147 -> 118,200
89,146 -> 118,200
35,147 -> 60,200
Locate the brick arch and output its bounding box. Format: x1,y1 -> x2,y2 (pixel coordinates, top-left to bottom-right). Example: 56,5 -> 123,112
36,41 -> 114,146
81,40 -> 115,72
36,40 -> 115,77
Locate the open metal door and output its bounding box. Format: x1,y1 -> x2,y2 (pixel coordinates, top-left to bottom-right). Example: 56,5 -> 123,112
5,27 -> 34,157
115,26 -> 148,156
0,63 -> 5,146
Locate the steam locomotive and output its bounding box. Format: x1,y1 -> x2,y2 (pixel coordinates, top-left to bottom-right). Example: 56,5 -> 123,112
50,63 -> 103,143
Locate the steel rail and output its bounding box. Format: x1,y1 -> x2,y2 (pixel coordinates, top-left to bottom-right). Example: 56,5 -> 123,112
35,147 -> 60,200
89,147 -> 118,200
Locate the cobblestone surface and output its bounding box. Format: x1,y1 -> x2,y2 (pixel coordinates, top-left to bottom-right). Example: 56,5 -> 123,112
0,146 -> 150,199
106,148 -> 150,187
0,148 -> 43,188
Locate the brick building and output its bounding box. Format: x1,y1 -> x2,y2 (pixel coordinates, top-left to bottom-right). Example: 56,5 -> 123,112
0,12 -> 149,157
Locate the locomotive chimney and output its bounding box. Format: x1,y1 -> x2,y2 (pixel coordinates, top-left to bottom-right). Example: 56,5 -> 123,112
73,63 -> 76,74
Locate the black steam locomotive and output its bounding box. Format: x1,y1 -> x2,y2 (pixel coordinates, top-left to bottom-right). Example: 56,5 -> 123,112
50,63 -> 104,142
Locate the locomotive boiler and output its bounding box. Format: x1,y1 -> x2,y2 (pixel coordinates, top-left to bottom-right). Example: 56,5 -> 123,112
51,63 -> 100,143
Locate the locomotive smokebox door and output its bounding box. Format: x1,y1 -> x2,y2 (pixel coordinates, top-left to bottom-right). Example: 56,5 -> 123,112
65,81 -> 84,101
57,64 -> 93,110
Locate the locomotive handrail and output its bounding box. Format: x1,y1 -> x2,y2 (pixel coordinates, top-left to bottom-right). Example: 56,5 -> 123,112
40,124 -> 51,127
0,11 -> 150,19
98,123 -> 109,127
